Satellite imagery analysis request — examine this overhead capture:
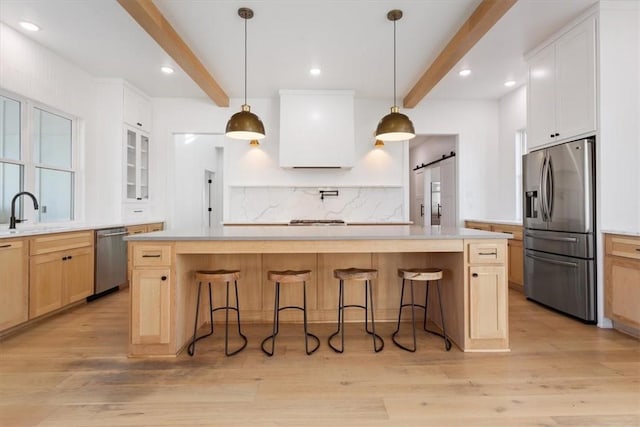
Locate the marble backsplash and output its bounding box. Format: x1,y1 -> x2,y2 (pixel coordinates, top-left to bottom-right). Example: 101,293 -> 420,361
228,187 -> 404,222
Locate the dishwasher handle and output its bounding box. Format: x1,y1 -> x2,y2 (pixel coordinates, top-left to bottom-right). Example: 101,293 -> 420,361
98,231 -> 128,238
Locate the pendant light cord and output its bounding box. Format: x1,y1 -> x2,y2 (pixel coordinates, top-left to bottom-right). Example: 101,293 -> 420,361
244,15 -> 248,106
393,18 -> 397,108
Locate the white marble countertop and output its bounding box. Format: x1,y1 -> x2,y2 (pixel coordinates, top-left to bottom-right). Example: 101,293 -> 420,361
601,229 -> 640,237
125,225 -> 511,241
465,218 -> 523,226
0,219 -> 164,240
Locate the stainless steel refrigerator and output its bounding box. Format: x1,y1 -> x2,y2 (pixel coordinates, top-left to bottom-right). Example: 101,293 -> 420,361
523,137 -> 596,323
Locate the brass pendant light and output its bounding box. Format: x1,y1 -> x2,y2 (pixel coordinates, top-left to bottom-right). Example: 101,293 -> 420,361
375,9 -> 415,142
226,7 -> 265,141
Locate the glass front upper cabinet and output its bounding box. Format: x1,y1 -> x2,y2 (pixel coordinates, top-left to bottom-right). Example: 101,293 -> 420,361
125,126 -> 149,201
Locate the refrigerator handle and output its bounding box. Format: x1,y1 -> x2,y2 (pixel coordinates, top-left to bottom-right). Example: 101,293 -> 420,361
539,155 -> 548,221
547,157 -> 554,219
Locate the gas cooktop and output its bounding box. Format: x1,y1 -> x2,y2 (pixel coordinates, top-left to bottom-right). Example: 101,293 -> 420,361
289,219 -> 346,226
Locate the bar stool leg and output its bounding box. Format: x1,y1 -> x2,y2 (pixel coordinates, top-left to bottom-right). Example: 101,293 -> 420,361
261,282 -> 281,357
302,281 -> 320,355
328,279 -> 345,353
367,279 -> 384,352
225,280 -> 248,356
423,280 -> 452,351
436,280 -> 452,351
188,281 -> 215,356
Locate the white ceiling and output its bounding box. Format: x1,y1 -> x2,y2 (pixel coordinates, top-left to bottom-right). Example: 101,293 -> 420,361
0,0 -> 598,104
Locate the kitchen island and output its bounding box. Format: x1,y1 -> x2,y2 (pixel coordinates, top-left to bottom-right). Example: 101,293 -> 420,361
126,225 -> 511,357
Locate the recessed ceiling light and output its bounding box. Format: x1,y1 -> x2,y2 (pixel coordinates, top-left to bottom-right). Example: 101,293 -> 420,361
504,80 -> 516,87
19,21 -> 40,32
458,69 -> 471,77
309,68 -> 321,76
161,66 -> 174,74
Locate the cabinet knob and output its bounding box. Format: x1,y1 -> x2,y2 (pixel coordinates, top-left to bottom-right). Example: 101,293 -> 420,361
161,276 -> 167,281
62,256 -> 68,261
137,122 -> 142,127
472,273 -> 478,278
68,255 -> 73,260
550,134 -> 555,138
555,132 -> 560,137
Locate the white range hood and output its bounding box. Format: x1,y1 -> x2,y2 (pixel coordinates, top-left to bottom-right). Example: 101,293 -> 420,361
279,90 -> 355,168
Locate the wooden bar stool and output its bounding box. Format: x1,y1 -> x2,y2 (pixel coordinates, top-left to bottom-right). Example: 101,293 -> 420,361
392,268 -> 452,352
328,268 -> 384,353
261,270 -> 320,356
187,270 -> 248,357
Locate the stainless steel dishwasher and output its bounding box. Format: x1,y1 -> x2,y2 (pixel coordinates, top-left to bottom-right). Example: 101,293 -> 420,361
93,227 -> 128,298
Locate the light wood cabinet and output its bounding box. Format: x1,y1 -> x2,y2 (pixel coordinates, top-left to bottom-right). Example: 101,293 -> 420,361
465,221 -> 524,290
527,16 -> 596,150
466,241 -> 509,350
129,242 -> 174,354
29,232 -> 94,319
465,221 -> 492,231
604,234 -> 640,336
131,268 -> 171,345
0,239 -> 29,331
126,223 -> 165,285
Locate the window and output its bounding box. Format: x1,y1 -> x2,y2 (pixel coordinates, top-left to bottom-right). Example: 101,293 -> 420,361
34,108 -> 74,222
0,94 -> 23,223
515,129 -> 527,220
0,90 -> 76,225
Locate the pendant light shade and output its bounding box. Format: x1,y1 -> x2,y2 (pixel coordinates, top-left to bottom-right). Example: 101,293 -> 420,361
375,10 -> 415,142
226,7 -> 265,141
226,104 -> 265,140
375,106 -> 415,141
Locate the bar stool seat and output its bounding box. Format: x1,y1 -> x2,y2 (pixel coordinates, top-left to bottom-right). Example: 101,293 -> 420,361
392,267 -> 452,352
187,269 -> 248,357
328,268 -> 384,353
261,270 -> 319,356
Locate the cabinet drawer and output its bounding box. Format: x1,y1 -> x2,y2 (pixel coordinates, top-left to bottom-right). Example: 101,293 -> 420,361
30,231 -> 93,256
146,223 -> 164,232
491,225 -> 523,241
465,221 -> 492,231
126,225 -> 147,235
606,235 -> 640,260
468,242 -> 506,264
132,244 -> 172,267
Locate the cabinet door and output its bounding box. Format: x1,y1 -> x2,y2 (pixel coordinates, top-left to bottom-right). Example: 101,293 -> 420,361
508,239 -> 524,287
124,126 -> 150,202
131,269 -> 171,345
469,266 -> 507,340
30,253 -> 64,318
555,17 -> 596,140
123,86 -> 151,132
527,44 -> 557,149
63,246 -> 94,304
605,257 -> 640,329
0,240 -> 28,330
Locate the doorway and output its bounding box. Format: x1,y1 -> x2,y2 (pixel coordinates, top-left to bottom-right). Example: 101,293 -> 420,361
409,135 -> 458,227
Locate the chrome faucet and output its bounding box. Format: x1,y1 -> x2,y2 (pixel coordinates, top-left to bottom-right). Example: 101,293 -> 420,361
9,191 -> 39,229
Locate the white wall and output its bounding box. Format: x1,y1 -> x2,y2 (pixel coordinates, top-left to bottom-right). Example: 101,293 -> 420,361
410,100 -> 500,221
496,85 -> 527,220
0,22 -> 96,222
172,134 -> 220,228
598,1 -> 640,234
153,97 -> 499,225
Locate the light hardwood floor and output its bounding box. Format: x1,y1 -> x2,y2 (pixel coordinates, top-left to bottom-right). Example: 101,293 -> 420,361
1,289 -> 639,426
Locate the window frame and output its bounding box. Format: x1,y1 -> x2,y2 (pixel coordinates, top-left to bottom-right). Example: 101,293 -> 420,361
0,89 -> 79,225
515,128 -> 527,220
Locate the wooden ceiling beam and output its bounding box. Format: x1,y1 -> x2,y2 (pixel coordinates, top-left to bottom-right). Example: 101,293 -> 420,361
117,0 -> 229,107
403,0 -> 517,108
